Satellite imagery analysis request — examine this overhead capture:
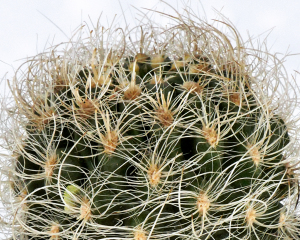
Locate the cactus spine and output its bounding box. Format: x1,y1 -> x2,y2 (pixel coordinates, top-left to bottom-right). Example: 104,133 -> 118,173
1,6 -> 300,240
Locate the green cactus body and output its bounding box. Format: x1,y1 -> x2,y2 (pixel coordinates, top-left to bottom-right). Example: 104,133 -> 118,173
3,6 -> 300,240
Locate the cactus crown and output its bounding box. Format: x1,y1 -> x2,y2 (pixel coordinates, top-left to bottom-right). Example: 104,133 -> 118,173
1,4 -> 300,240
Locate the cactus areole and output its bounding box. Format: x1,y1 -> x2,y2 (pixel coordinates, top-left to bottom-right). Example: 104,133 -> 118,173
2,6 -> 300,240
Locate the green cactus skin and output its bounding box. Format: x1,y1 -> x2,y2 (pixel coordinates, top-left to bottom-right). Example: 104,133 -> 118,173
2,7 -> 300,240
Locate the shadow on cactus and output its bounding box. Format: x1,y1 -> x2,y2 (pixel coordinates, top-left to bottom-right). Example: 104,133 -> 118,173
1,4 -> 300,240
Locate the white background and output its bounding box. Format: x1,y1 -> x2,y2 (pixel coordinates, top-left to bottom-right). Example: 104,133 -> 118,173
1,0 -> 300,239
1,0 -> 300,82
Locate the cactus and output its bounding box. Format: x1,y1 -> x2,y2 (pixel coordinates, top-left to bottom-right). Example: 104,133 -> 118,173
1,5 -> 300,240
